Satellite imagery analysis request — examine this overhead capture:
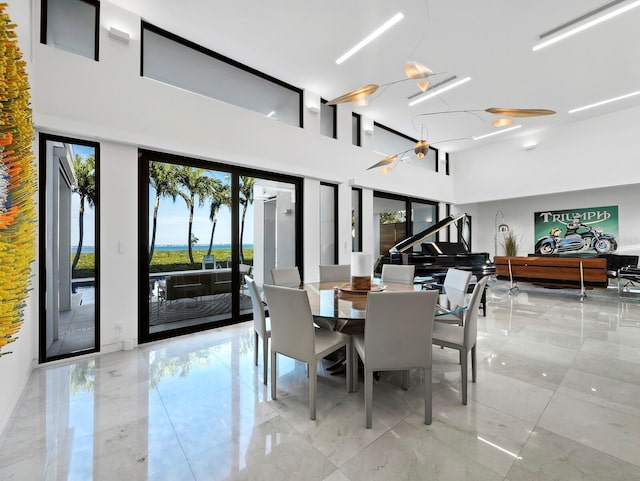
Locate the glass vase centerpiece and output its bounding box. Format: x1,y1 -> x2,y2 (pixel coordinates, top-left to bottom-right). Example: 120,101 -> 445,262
350,252 -> 372,291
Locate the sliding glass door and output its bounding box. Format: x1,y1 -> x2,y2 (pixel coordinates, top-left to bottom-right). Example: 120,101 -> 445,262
139,151 -> 302,342
373,192 -> 438,273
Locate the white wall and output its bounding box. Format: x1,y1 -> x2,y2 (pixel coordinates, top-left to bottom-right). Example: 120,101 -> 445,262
99,142 -> 139,350
32,2 -> 454,205
453,105 -> 640,204
452,104 -> 640,260
0,0 -> 38,435
456,183 -> 640,260
303,179 -> 320,282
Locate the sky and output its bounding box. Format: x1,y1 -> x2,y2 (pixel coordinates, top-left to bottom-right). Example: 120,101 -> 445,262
70,145 -> 256,248
70,144 -> 96,247
149,186 -> 254,246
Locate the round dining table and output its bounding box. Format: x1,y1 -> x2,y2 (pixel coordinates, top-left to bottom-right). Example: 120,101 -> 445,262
303,280 -> 420,332
303,279 -> 468,332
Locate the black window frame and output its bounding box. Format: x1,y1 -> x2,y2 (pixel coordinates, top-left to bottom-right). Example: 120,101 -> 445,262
138,149 -> 304,344
320,181 -> 339,264
38,133 -> 101,363
140,21 -> 304,128
352,187 -> 363,251
40,0 -> 100,62
374,190 -> 440,248
320,99 -> 337,139
352,113 -> 362,147
373,122 -> 438,171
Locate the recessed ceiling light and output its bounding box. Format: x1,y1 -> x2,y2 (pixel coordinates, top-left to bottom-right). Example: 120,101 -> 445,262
533,0 -> 640,51
408,76 -> 471,107
335,12 -> 404,65
472,125 -> 522,141
569,89 -> 640,114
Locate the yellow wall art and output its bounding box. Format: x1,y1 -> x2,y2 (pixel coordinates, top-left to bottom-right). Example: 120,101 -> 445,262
0,2 -> 36,356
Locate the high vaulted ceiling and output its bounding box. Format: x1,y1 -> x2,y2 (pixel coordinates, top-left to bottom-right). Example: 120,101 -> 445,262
110,0 -> 640,153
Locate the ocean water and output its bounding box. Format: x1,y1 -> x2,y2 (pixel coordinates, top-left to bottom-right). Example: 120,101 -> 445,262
72,244 -> 253,254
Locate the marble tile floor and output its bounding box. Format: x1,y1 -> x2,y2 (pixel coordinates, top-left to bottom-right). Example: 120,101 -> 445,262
2,281 -> 640,480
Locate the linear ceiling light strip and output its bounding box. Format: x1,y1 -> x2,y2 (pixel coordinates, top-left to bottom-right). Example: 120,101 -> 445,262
533,0 -> 640,51
408,76 -> 471,107
335,12 -> 404,64
407,76 -> 458,100
472,125 -> 522,141
569,90 -> 640,114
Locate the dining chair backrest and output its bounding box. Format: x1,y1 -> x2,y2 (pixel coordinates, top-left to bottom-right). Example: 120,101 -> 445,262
245,275 -> 267,337
319,264 -> 351,283
381,264 -> 415,285
463,275 -> 488,348
364,290 -> 438,371
443,268 -> 472,306
271,267 -> 301,287
263,284 -> 315,361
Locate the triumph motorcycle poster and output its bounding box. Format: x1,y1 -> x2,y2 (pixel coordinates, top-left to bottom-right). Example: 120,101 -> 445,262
534,206 -> 619,255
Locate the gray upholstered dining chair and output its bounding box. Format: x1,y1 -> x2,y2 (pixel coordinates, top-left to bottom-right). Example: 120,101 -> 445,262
263,284 -> 352,420
270,267 -> 301,287
319,264 -> 351,283
436,268 -> 473,324
351,289 -> 438,428
380,264 -> 415,285
432,275 -> 489,405
245,275 -> 271,385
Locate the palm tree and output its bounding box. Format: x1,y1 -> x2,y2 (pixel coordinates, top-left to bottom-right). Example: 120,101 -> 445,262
206,178 -> 230,257
71,154 -> 96,274
239,176 -> 255,263
148,162 -> 179,263
176,166 -> 209,264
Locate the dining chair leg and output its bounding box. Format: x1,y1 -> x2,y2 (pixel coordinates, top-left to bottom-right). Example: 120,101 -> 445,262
401,370 -> 410,390
424,367 -> 432,425
471,345 -> 477,383
254,332 -> 259,366
271,351 -> 277,400
460,349 -> 468,405
351,343 -> 359,392
345,340 -> 352,393
365,369 -> 373,429
262,337 -> 269,385
309,362 -> 317,420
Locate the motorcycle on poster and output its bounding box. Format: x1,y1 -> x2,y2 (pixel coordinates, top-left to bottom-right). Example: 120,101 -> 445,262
534,206 -> 618,255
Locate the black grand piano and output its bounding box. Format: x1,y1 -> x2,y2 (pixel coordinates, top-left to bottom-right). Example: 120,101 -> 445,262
389,213 -> 495,280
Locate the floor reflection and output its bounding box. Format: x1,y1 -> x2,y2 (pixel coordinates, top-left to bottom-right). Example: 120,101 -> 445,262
2,281 -> 640,480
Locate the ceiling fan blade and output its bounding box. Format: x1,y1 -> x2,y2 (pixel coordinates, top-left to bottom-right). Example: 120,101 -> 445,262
485,108 -> 556,117
404,61 -> 433,80
417,81 -> 429,92
367,155 -> 397,170
327,84 -> 379,105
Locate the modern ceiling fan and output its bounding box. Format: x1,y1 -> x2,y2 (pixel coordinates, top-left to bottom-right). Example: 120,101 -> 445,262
327,61 -> 556,172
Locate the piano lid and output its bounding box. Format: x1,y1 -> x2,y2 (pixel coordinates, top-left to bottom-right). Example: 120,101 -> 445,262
390,213 -> 467,254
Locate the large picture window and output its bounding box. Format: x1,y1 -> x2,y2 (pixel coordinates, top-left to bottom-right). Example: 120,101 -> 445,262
320,99 -> 337,139
39,134 -> 100,362
352,113 -> 362,147
139,151 -> 302,343
373,192 -> 438,266
320,183 -> 338,264
141,23 -> 303,127
41,0 -> 99,61
373,122 -> 437,172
